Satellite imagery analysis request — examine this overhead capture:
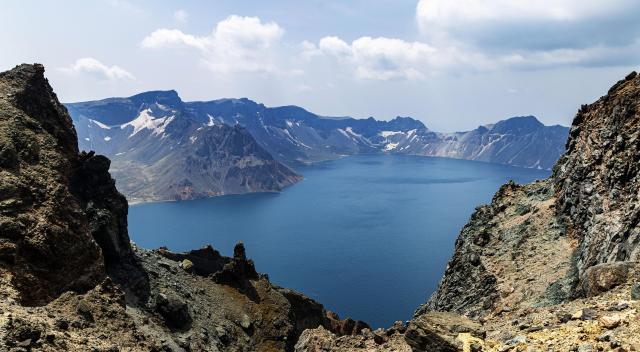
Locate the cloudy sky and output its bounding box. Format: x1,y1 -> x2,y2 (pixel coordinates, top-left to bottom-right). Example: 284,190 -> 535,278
2,0 -> 639,131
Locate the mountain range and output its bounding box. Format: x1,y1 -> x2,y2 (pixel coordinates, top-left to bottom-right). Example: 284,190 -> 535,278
66,91 -> 301,203
66,91 -> 568,202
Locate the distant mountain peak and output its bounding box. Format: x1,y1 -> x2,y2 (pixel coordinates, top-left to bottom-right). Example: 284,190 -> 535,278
490,115 -> 544,134
131,89 -> 180,100
212,97 -> 257,106
502,115 -> 541,124
131,90 -> 183,110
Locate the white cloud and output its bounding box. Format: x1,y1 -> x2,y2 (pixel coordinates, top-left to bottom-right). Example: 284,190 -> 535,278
298,0 -> 635,78
303,32 -> 640,80
300,41 -> 321,61
141,29 -> 209,51
141,4 -> 640,82
174,9 -> 188,23
416,0 -> 629,27
142,15 -> 284,74
497,41 -> 640,70
318,36 -> 351,57
61,57 -> 135,80
305,35 -> 492,80
415,0 -> 640,56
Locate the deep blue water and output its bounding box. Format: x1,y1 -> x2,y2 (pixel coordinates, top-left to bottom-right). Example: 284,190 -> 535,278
128,155 -> 549,328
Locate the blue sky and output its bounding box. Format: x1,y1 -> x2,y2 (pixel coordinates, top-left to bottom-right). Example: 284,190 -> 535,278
2,0 -> 639,131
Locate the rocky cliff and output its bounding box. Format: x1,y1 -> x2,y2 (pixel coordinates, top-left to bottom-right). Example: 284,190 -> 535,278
554,71 -> 640,277
0,63 -> 147,306
414,71 -> 640,350
294,73 -> 640,351
423,71 -> 640,316
0,64 -> 364,351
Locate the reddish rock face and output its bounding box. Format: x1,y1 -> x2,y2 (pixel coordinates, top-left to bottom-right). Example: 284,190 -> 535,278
0,64 -> 147,305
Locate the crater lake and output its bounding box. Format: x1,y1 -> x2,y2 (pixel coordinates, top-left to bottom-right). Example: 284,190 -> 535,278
128,155 -> 549,328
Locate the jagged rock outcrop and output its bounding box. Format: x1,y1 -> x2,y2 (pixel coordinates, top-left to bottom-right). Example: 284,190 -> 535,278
294,311 -> 486,352
156,244 -> 230,276
406,71 -> 640,350
419,180 -> 569,317
404,312 -> 484,352
0,64 -> 147,305
554,71 -> 640,278
144,243 -> 371,351
425,71 -> 640,317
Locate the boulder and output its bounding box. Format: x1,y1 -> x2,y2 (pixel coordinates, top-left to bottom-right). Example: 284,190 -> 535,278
156,244 -> 230,277
581,262 -> 631,297
155,293 -> 192,330
599,315 -> 623,329
3,318 -> 42,349
571,308 -> 597,321
211,242 -> 259,287
180,259 -> 194,272
324,311 -> 370,336
405,312 -> 484,352
631,283 -> 640,300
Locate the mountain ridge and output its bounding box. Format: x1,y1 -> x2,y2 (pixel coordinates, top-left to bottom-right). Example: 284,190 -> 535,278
67,92 -> 568,202
68,92 -> 302,203
67,92 -> 568,171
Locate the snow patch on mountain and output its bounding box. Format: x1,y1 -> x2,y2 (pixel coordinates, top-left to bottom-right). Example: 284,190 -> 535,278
384,142 -> 399,151
121,109 -> 175,138
90,119 -> 111,129
380,131 -> 403,137
207,114 -> 216,126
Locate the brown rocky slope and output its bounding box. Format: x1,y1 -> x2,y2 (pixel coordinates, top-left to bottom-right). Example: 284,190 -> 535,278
0,64 -> 366,351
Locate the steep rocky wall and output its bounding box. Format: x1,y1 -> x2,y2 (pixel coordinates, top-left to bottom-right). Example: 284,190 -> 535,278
421,180 -> 571,317
554,71 -> 640,280
423,71 -> 640,318
0,64 -> 146,305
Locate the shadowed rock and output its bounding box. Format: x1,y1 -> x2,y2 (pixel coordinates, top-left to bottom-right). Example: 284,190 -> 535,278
0,64 -> 148,305
155,292 -> 192,330
156,244 -> 231,276
212,242 -> 260,288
